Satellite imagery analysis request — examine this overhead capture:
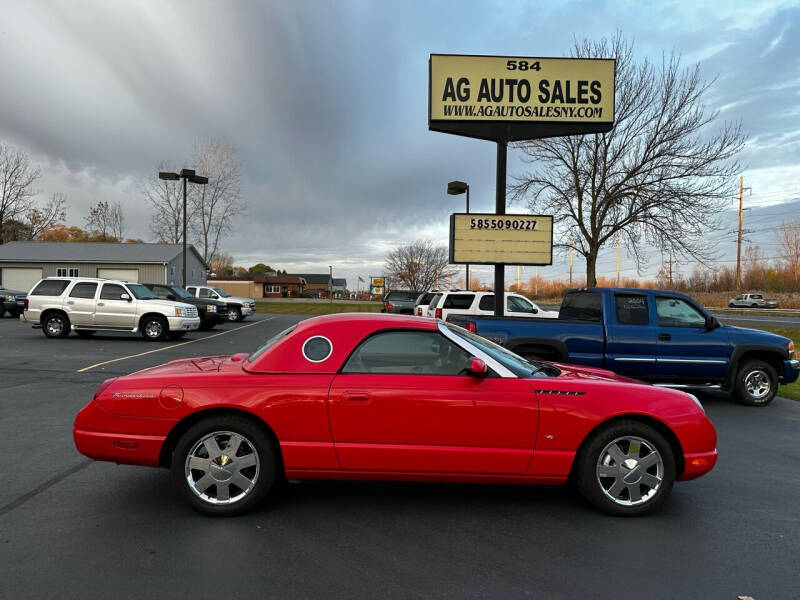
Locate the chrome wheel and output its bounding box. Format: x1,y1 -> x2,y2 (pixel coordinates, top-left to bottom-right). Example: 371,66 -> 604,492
45,316 -> 65,336
744,369 -> 771,400
185,431 -> 260,505
227,308 -> 240,322
145,320 -> 163,338
596,436 -> 663,506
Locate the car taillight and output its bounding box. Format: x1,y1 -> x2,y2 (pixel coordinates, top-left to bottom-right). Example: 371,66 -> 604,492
467,321 -> 477,333
789,341 -> 795,359
387,302 -> 394,312
435,308 -> 442,319
417,307 -> 422,316
23,298 -> 29,310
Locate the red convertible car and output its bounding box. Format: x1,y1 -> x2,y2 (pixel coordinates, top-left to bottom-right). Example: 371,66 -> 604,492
74,314 -> 717,517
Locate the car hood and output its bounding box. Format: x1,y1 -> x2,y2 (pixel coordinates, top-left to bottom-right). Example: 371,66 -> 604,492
724,325 -> 791,346
222,296 -> 254,304
139,298 -> 196,310
548,361 -> 643,384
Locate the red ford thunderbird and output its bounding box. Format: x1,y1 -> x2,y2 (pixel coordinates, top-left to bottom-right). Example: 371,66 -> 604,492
74,313 -> 717,516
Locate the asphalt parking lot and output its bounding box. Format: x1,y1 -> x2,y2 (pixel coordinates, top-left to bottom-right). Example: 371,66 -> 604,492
1,313 -> 799,599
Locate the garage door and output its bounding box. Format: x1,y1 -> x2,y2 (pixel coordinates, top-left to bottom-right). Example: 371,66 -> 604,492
97,268 -> 139,282
1,267 -> 43,292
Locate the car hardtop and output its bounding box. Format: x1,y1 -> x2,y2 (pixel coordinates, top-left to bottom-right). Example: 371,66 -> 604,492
244,312 -> 439,374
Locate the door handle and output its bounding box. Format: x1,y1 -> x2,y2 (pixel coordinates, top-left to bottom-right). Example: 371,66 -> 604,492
66,301 -> 74,305
97,302 -> 105,307
342,392 -> 371,403
658,333 -> 671,341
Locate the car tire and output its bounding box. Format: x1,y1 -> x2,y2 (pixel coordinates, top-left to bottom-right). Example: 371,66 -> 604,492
43,312 -> 70,338
75,330 -> 95,338
574,420 -> 675,517
171,415 -> 278,516
751,303 -> 758,308
728,302 -> 735,308
141,315 -> 168,341
227,307 -> 241,322
168,331 -> 187,340
733,359 -> 778,406
199,318 -> 215,331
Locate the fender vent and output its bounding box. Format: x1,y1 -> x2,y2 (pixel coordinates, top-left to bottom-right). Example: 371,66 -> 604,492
534,390 -> 586,396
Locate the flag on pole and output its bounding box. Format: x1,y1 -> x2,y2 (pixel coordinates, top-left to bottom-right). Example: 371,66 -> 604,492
358,275 -> 365,283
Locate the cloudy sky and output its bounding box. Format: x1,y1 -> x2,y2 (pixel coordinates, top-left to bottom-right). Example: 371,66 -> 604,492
1,0 -> 799,289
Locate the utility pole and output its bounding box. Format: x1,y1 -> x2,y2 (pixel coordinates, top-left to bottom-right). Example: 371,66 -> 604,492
534,267 -> 539,296
736,176 -> 743,290
517,265 -> 520,290
668,251 -> 673,287
616,236 -> 621,286
569,241 -> 574,287
329,265 -> 333,303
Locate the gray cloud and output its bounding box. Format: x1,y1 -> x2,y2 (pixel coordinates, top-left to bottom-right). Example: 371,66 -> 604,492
0,0 -> 798,288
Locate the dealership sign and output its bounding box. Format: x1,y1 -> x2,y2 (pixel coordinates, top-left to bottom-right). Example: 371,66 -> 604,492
429,54 -> 615,141
449,213 -> 553,266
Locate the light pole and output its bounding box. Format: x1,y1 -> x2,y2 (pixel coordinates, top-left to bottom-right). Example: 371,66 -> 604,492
329,265 -> 333,303
159,168 -> 208,287
447,180 -> 469,290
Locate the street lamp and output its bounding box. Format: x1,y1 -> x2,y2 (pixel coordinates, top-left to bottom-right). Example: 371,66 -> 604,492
447,180 -> 470,290
159,168 -> 208,287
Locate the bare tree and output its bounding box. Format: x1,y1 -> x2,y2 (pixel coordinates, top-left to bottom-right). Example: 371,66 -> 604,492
141,161 -> 187,244
384,239 -> 458,291
511,34 -> 745,286
778,220 -> 800,283
24,193 -> 67,239
209,250 -> 235,278
0,143 -> 41,243
84,200 -> 125,242
190,139 -> 246,263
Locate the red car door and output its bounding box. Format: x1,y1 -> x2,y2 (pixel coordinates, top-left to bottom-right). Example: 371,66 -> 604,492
328,330 -> 538,474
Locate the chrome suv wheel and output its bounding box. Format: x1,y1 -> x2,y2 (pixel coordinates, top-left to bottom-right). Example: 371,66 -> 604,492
734,360 -> 777,406
575,420 -> 675,516
141,316 -> 168,341
172,416 -> 277,515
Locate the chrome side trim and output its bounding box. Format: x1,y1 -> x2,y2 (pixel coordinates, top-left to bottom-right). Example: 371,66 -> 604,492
614,357 -> 656,363
658,358 -> 727,364
438,322 -> 516,378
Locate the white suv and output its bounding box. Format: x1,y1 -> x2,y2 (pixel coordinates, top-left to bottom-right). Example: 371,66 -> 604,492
22,277 -> 200,341
429,290 -> 558,321
186,285 -> 256,322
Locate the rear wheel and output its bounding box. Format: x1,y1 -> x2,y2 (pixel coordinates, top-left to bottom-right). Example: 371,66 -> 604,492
43,312 -> 70,338
171,416 -> 278,516
734,359 -> 777,406
141,315 -> 168,341
575,420 -> 675,517
728,302 -> 735,308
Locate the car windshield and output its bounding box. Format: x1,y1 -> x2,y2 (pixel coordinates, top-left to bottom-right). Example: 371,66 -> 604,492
247,325 -> 297,362
168,286 -> 194,299
444,323 -> 557,378
127,284 -> 158,300
212,287 -> 230,297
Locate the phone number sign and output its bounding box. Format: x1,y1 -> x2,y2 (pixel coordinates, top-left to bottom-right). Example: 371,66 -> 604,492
449,213 -> 553,265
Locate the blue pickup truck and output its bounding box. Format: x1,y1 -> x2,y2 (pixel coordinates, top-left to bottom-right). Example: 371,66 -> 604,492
448,287 -> 799,406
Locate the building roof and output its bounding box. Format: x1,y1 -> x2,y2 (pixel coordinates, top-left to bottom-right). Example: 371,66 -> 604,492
256,275 -> 304,285
287,273 -> 330,285
0,241 -> 209,268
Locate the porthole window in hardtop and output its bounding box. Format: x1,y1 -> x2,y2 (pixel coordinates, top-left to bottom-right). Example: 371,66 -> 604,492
303,336 -> 333,362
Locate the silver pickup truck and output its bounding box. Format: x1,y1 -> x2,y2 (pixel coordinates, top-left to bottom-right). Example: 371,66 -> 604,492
728,293 -> 779,308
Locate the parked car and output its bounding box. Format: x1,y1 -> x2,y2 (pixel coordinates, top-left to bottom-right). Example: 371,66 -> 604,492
73,313 -> 717,517
143,283 -> 228,330
381,289 -> 421,314
728,293 -> 779,308
423,291 -> 444,318
414,290 -> 440,316
0,285 -> 27,318
448,287 -> 799,406
22,277 -> 200,341
429,290 -> 558,321
186,285 -> 255,322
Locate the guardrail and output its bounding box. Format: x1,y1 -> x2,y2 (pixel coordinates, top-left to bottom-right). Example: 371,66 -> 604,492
705,307 -> 800,315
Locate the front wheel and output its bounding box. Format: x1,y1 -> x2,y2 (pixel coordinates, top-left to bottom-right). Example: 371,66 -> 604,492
574,420 -> 675,517
227,307 -> 241,322
733,360 -> 777,406
171,416 -> 278,516
141,316 -> 168,341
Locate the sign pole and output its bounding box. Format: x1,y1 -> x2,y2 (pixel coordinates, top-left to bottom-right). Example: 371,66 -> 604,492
494,139 -> 507,316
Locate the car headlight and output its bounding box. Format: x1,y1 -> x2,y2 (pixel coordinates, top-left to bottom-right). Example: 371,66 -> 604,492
686,393 -> 705,413
788,341 -> 795,359
207,304 -> 216,312
174,307 -> 188,317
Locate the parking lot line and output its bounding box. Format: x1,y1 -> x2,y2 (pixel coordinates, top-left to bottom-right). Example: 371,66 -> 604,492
76,317 -> 275,373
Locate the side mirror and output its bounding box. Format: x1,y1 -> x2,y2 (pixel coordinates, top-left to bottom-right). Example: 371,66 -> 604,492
467,357 -> 488,377
706,316 -> 720,330
120,293 -> 131,302
531,308 -> 538,314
